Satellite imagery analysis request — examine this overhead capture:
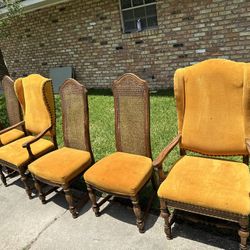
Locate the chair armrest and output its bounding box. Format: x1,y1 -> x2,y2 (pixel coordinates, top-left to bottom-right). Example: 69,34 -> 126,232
153,134 -> 181,168
152,134 -> 181,184
0,121 -> 25,135
22,126 -> 52,159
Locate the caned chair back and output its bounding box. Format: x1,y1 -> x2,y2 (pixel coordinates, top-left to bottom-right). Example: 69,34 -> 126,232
2,75 -> 22,126
112,73 -> 151,158
14,74 -> 56,137
59,79 -> 93,158
175,59 -> 250,156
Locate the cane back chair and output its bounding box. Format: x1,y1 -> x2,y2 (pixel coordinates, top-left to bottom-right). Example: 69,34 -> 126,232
0,74 -> 57,198
28,79 -> 94,218
0,76 -> 24,146
155,59 -> 250,250
84,73 -> 155,233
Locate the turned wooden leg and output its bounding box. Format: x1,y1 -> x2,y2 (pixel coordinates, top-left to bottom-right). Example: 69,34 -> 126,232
20,171 -> 32,199
131,195 -> 144,233
0,165 -> 7,187
86,184 -> 100,217
33,176 -> 46,204
160,199 -> 172,240
63,185 -> 78,219
239,217 -> 249,250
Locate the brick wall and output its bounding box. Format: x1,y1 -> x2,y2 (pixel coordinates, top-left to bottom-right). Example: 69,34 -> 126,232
1,0 -> 250,89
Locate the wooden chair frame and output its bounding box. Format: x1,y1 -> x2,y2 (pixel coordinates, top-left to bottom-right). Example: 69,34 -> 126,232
31,79 -> 94,218
86,73 -> 156,233
0,76 -> 57,199
154,118 -> 250,247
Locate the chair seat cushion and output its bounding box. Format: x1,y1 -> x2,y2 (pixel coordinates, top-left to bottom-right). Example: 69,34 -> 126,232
158,156 -> 250,215
0,129 -> 24,145
28,147 -> 91,184
0,136 -> 54,168
84,152 -> 152,196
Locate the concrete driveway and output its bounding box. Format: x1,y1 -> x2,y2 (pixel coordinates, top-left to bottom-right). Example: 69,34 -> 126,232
0,176 -> 240,250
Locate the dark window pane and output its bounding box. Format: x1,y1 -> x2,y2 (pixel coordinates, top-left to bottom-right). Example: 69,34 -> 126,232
145,0 -> 155,3
140,18 -> 147,29
121,0 -> 131,9
132,0 -> 143,7
146,5 -> 156,16
124,20 -> 136,32
123,10 -> 134,21
134,7 -> 146,19
147,16 -> 158,27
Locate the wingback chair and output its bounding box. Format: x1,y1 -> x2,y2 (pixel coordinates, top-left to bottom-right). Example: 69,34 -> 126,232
0,76 -> 24,146
0,74 -> 57,198
155,59 -> 250,250
28,79 -> 94,218
84,73 -> 155,233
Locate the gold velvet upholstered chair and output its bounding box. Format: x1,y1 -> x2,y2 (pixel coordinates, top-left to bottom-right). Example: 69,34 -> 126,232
0,76 -> 24,146
84,73 -> 155,233
28,79 -> 94,218
0,74 -> 57,198
155,59 -> 250,250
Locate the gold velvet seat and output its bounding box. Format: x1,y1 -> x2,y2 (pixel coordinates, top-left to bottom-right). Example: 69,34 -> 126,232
158,156 -> 250,215
0,76 -> 24,146
84,73 -> 155,233
0,136 -> 54,167
28,79 -> 93,218
84,152 -> 152,196
29,147 -> 91,184
154,59 -> 250,250
0,74 -> 57,198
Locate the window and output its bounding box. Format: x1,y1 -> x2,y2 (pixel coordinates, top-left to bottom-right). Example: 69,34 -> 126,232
120,0 -> 158,33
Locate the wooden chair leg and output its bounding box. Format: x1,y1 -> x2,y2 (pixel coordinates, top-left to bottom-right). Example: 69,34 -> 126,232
160,199 -> 172,240
239,217 -> 249,250
63,185 -> 78,219
33,176 -> 46,204
0,165 -> 7,187
20,171 -> 32,199
131,195 -> 145,233
86,184 -> 100,217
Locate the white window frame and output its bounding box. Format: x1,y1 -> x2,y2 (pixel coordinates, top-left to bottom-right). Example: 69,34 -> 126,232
119,0 -> 157,33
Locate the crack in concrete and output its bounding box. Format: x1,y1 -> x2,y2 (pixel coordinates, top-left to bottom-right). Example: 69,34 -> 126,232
23,209 -> 68,250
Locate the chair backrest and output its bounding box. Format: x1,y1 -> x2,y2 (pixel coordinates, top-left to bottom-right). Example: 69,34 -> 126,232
14,74 -> 56,139
59,79 -> 93,160
174,59 -> 250,156
2,75 -> 22,127
112,73 -> 151,158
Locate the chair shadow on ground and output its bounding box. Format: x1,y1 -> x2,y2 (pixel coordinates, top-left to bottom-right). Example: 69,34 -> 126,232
80,195 -> 159,232
169,214 -> 242,250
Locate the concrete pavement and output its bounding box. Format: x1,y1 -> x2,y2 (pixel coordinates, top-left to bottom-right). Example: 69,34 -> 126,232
0,176 -> 240,250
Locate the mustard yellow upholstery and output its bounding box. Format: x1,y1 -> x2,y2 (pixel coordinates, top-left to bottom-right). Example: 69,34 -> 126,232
174,59 -> 250,155
14,74 -> 55,136
84,152 -> 152,196
29,147 -> 91,184
0,129 -> 24,145
158,156 -> 250,215
0,136 -> 54,168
